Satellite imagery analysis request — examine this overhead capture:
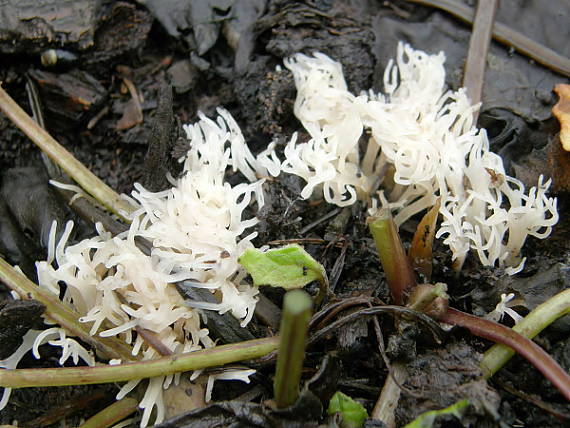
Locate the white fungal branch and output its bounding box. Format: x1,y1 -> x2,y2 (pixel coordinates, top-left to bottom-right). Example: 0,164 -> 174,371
282,42 -> 558,271
282,53 -> 371,206
8,108 -> 277,427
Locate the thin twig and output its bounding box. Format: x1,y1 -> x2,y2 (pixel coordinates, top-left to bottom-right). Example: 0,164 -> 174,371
21,390 -> 107,428
0,85 -> 134,221
308,305 -> 445,346
463,0 -> 499,111
300,208 -> 341,235
135,326 -> 173,356
494,378 -> 570,421
407,0 -> 570,78
309,295 -> 377,331
0,256 -> 136,362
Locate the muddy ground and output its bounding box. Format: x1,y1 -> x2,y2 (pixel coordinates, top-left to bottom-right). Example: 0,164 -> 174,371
0,0 -> 569,427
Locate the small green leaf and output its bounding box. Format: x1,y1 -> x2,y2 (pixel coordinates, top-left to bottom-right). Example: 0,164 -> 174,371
403,399 -> 470,428
327,391 -> 368,428
238,245 -> 326,289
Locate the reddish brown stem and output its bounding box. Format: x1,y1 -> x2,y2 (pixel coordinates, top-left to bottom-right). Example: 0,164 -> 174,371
440,308 -> 570,401
369,210 -> 417,305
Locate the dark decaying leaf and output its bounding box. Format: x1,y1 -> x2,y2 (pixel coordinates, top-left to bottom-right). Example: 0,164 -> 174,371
155,401 -> 273,428
139,0 -> 236,56
223,0 -> 267,51
0,299 -> 45,359
176,284 -> 256,343
480,263 -> 570,335
372,1 -> 566,121
136,0 -> 192,37
28,69 -> 107,126
0,199 -> 41,279
142,84 -> 177,192
396,341 -> 500,426
157,354 -> 341,427
190,0 -> 232,56
154,396 -> 322,428
87,2 -> 153,65
303,353 -> 342,407
2,166 -> 70,249
511,134 -> 570,194
0,0 -> 101,54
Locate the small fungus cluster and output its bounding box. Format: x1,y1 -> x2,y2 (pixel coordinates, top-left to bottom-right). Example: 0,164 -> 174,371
283,42 -> 558,272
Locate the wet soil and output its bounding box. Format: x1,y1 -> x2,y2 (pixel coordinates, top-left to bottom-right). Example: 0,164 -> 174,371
0,0 -> 569,427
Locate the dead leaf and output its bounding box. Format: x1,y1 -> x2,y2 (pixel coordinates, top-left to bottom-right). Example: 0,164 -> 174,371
553,84 -> 570,151
163,376 -> 206,420
116,78 -> 143,130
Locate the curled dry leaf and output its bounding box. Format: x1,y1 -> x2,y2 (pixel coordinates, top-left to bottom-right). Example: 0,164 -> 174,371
409,198 -> 441,281
553,83 -> 570,151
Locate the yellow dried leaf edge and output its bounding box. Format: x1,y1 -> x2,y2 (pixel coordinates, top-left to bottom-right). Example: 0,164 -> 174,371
553,83 -> 570,152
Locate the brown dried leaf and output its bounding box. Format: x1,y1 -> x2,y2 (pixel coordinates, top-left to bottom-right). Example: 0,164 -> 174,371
553,83 -> 570,151
409,198 -> 441,281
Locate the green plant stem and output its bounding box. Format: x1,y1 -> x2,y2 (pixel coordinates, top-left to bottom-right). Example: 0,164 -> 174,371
0,85 -> 133,221
439,308 -> 570,401
481,288 -> 570,378
0,336 -> 278,388
78,397 -> 139,428
0,256 -> 135,362
274,290 -> 312,408
368,210 -> 417,305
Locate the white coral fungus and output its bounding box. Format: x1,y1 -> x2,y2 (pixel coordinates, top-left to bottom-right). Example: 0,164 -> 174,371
487,293 -> 523,324
283,43 -> 558,271
4,109 -> 276,427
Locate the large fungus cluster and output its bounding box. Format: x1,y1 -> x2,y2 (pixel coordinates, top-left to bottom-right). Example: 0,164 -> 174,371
1,43 -> 559,426
3,109 -> 277,426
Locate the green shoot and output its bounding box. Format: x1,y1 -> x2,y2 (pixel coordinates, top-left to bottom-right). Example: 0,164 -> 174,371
239,244 -> 329,303
274,290 -> 312,408
327,391 -> 368,428
403,399 -> 470,428
78,397 -> 139,428
368,210 -> 417,305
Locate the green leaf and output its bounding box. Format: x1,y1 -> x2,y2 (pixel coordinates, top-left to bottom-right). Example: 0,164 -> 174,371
238,245 -> 326,289
327,391 -> 368,428
403,399 -> 470,428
